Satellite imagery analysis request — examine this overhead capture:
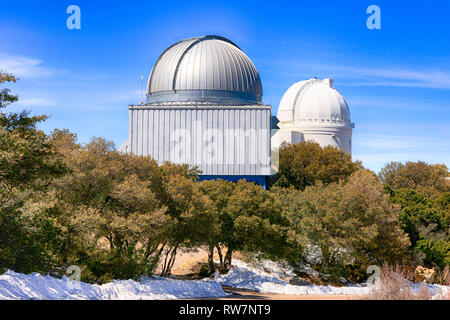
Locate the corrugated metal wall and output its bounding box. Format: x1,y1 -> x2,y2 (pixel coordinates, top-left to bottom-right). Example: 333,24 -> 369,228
129,105 -> 271,176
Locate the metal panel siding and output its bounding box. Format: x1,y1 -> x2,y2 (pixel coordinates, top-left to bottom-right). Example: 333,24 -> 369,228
239,109 -> 245,175
168,110 -> 173,163
132,110 -> 138,154
250,109 -> 256,175
128,109 -> 133,154
158,110 -> 164,164
195,110 -> 201,167
223,109 -> 229,175
148,110 -> 153,157
217,109 -> 223,174
151,110 -> 157,160
176,109 -> 181,162
246,109 -> 252,174
164,110 -> 170,162
138,110 -> 143,155
143,110 -> 148,155
202,109 -> 208,174
129,105 -> 271,175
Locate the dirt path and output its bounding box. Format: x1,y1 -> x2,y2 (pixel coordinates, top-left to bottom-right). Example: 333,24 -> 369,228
163,249 -> 361,300
221,286 -> 359,300
156,248 -> 209,275
188,286 -> 360,300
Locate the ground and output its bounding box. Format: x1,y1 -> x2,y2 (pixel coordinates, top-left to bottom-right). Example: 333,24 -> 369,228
158,248 -> 361,300
1,248 -> 447,300
210,287 -> 359,300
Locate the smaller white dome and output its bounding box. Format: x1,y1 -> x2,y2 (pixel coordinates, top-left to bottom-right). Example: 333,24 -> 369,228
277,78 -> 353,127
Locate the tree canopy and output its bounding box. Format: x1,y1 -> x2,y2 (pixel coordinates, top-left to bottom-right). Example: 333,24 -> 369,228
0,71 -> 66,273
381,161 -> 450,269
1,72 -> 448,284
273,170 -> 410,282
274,141 -> 361,190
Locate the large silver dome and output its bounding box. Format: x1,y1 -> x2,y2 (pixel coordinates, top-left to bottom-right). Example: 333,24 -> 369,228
146,35 -> 263,105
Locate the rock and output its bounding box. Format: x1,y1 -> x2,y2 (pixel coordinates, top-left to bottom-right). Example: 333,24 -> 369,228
415,266 -> 436,283
439,266 -> 449,284
289,277 -> 313,286
321,274 -> 330,281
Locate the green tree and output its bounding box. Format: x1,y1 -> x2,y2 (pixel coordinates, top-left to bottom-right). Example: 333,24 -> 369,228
47,136 -> 176,282
157,172 -> 218,276
0,71 -> 18,108
415,239 -> 450,267
0,72 -> 66,274
197,179 -> 233,273
0,72 -> 65,187
380,161 -> 449,198
274,141 -> 360,190
199,179 -> 303,273
387,188 -> 449,268
381,161 -> 450,268
274,170 -> 410,282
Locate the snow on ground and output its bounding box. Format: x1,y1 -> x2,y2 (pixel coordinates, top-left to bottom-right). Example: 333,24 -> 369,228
408,282 -> 450,300
213,259 -> 450,298
0,270 -> 226,300
230,258 -> 297,280
1,260 -> 449,299
213,259 -> 369,295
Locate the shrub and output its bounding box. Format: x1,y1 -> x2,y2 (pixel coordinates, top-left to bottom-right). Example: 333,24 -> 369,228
366,264 -> 446,300
274,141 -> 360,190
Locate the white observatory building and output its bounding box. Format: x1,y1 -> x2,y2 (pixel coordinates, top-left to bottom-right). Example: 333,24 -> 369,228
119,35 -> 273,187
120,35 -> 354,187
271,78 -> 354,155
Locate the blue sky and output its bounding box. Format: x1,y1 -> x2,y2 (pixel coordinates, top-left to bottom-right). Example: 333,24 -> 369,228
1,0 -> 449,172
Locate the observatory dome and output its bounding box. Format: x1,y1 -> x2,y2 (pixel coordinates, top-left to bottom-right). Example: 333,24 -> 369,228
277,78 -> 352,127
146,35 -> 263,105
273,78 -> 354,155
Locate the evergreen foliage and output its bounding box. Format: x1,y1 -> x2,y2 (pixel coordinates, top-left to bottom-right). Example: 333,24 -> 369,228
0,72 -> 448,283
274,141 -> 361,190
381,161 -> 450,269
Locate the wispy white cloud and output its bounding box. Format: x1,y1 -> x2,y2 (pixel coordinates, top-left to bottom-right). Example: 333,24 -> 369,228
359,123 -> 450,137
356,134 -> 445,149
346,96 -> 450,111
336,66 -> 450,89
0,54 -> 65,78
264,60 -> 450,89
16,97 -> 57,107
9,88 -> 142,112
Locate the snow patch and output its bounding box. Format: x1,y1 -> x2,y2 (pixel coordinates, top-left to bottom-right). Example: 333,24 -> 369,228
213,259 -> 450,298
230,258 -> 296,280
0,270 -> 226,300
1,261 -> 448,300
214,265 -> 369,295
